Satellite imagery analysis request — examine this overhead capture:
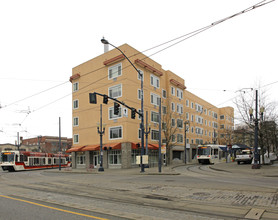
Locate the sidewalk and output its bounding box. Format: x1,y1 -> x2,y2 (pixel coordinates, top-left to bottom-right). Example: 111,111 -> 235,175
50,161 -> 278,177
210,160 -> 278,177
56,165 -> 179,175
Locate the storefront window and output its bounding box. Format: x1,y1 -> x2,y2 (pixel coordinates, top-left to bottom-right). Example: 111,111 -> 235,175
109,150 -> 121,165
132,149 -> 140,164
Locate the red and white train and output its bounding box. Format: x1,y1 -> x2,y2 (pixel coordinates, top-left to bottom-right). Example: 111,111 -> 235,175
0,150 -> 71,172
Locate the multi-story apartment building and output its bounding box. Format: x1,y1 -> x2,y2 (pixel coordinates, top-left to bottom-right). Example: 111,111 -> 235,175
69,44 -> 234,169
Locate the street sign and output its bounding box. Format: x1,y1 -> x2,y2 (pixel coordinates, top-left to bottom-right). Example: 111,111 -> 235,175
123,108 -> 128,117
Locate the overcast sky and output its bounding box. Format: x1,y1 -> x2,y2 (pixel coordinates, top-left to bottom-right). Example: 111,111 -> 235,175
0,0 -> 277,144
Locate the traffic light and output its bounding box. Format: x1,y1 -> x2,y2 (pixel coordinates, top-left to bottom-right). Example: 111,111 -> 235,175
131,108 -> 136,119
114,102 -> 120,115
89,93 -> 97,104
103,95 -> 108,104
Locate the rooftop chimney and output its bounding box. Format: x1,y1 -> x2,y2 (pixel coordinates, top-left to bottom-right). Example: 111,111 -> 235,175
104,43 -> 109,53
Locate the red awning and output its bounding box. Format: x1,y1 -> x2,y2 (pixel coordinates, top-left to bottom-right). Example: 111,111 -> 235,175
103,143 -> 121,150
81,144 -> 100,151
131,143 -> 162,150
66,146 -> 86,153
80,143 -> 122,152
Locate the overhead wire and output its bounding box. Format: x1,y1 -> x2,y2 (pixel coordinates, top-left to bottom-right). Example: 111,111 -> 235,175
4,0 -> 275,115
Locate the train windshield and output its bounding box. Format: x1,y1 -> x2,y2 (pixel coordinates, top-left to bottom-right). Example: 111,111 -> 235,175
0,152 -> 15,162
198,147 -> 211,156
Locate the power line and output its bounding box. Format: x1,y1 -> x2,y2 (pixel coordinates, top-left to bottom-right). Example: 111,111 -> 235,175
4,0 -> 274,114
2,81 -> 69,108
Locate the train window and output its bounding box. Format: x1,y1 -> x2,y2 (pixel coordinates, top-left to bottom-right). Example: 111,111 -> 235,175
24,155 -> 28,161
20,155 -> 24,162
29,158 -> 34,166
42,158 -> 45,165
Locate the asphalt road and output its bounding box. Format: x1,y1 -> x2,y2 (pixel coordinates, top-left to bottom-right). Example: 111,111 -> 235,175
0,164 -> 277,220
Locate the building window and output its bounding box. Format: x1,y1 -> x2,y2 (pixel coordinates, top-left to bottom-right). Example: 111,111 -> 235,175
186,112 -> 189,120
151,93 -> 160,106
151,111 -> 159,123
171,118 -> 175,127
177,119 -> 183,128
132,149 -> 140,164
109,84 -> 122,98
108,63 -> 122,80
177,104 -> 183,114
177,134 -> 183,143
73,134 -> 79,144
162,122 -> 166,131
109,126 -> 122,139
137,69 -> 143,81
76,154 -> 85,165
162,89 -> 167,98
73,117 -> 79,127
109,106 -> 122,119
177,88 -> 183,99
151,130 -> 159,141
220,115 -> 225,120
186,100 -> 189,107
73,100 -> 79,109
162,106 -> 167,114
109,150 -> 121,165
73,82 -> 79,92
171,102 -> 175,112
171,86 -> 175,96
150,74 -> 159,88
171,134 -> 176,142
191,102 -> 194,109
138,89 -> 144,100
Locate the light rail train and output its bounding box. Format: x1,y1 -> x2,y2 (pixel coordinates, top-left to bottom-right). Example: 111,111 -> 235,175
0,150 -> 71,172
197,144 -> 226,164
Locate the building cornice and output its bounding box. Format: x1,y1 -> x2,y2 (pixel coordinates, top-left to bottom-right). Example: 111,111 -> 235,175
134,59 -> 163,76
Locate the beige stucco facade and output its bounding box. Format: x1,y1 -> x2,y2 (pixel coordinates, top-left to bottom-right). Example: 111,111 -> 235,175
70,44 -> 234,168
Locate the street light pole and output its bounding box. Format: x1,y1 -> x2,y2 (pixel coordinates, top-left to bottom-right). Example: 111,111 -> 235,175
97,104 -> 105,172
101,38 -> 145,172
144,111 -> 151,157
184,120 -> 190,164
251,90 -> 260,169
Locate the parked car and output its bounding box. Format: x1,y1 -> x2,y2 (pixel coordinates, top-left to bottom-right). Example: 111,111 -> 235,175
236,150 -> 253,164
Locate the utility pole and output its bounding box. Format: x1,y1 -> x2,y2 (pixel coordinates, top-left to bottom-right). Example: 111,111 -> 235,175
184,120 -> 190,164
144,111 -> 151,168
59,117 -> 61,171
158,98 -> 162,173
97,104 -> 105,172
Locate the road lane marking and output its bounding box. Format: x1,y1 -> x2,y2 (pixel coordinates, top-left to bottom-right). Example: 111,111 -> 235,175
0,195 -> 109,220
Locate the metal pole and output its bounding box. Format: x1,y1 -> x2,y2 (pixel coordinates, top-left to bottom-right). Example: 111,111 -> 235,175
145,111 -> 149,156
184,121 -> 187,164
140,73 -> 145,173
98,104 -> 104,172
252,90 -> 260,169
101,39 -> 144,173
158,98 -> 162,173
59,117 -> 61,171
145,111 -> 150,168
17,132 -> 20,151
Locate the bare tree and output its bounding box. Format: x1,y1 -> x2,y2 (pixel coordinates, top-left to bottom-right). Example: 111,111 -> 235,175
234,87 -> 278,163
161,99 -> 185,165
